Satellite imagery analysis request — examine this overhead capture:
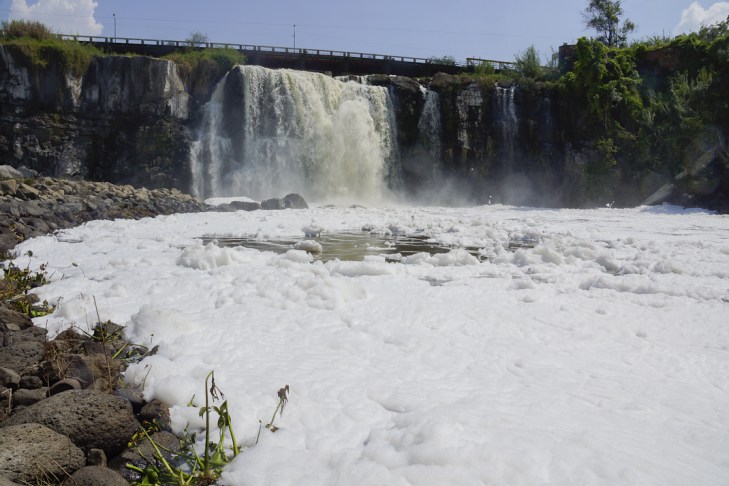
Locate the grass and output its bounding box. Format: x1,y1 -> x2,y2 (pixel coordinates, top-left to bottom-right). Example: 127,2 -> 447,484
0,35 -> 102,77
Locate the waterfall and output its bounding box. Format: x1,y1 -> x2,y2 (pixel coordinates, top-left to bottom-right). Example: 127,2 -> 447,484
191,65 -> 399,203
495,86 -> 518,166
418,89 -> 442,161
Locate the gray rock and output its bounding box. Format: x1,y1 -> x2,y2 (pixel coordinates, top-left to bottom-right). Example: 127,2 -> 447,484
0,368 -> 20,389
15,166 -> 37,179
64,353 -> 122,390
62,466 -> 129,486
49,377 -> 82,395
283,193 -> 309,209
0,423 -> 85,483
0,340 -> 45,372
0,304 -> 33,331
11,387 -> 47,406
261,197 -> 285,210
2,389 -> 140,456
139,399 -> 171,431
0,165 -> 22,180
18,374 -> 42,389
0,180 -> 17,196
115,386 -> 145,413
230,200 -> 262,211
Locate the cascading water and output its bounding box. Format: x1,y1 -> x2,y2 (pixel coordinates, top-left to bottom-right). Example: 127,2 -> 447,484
418,89 -> 442,161
191,65 -> 400,203
495,86 -> 518,167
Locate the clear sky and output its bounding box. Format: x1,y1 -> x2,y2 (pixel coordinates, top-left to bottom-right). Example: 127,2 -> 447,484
2,1 -> 729,63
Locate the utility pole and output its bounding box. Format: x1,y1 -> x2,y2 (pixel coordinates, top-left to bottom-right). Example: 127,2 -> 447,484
293,24 -> 296,49
113,13 -> 116,39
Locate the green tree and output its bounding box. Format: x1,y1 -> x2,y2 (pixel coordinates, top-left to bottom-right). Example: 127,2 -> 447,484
514,45 -> 542,78
583,0 -> 635,47
186,31 -> 209,47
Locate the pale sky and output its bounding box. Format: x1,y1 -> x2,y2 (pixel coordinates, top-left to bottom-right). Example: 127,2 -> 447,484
1,0 -> 729,63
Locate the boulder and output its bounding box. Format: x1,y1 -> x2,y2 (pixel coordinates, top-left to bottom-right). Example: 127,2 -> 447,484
283,193 -> 309,209
0,423 -> 85,483
11,387 -> 46,406
2,389 -> 140,456
261,197 -> 286,210
0,304 -> 33,332
18,374 -> 42,389
0,340 -> 45,372
230,200 -> 262,211
62,466 -> 129,486
0,165 -> 22,180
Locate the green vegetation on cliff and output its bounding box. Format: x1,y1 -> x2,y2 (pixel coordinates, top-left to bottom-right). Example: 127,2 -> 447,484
0,20 -> 244,85
0,20 -> 102,77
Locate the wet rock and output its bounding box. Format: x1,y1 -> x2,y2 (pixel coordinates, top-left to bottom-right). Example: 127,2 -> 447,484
261,197 -> 286,210
0,423 -> 85,484
230,200 -> 262,211
109,431 -> 180,483
283,193 -> 309,209
62,466 -> 129,486
2,389 -> 140,456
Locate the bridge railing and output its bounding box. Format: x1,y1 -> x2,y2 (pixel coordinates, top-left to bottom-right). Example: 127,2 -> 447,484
58,34 -> 507,68
466,57 -> 516,70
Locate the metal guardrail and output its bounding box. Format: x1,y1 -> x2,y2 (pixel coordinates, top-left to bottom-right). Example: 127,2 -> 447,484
58,34 -> 512,69
466,57 -> 516,70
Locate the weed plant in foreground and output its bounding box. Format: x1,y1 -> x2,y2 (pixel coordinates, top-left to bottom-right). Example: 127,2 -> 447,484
127,371 -> 290,485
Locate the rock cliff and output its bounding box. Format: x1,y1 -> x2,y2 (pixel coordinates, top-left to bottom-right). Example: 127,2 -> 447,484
0,45 -> 195,190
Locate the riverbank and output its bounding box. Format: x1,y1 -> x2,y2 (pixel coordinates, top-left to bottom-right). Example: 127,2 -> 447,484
0,166 -> 209,484
0,165 -> 207,255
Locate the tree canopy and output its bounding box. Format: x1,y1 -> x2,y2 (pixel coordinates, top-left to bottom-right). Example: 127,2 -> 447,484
583,0 -> 635,47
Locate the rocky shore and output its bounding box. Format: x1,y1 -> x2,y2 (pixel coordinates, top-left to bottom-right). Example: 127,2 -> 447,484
0,165 -> 208,254
0,166 -> 310,484
0,167 -> 207,484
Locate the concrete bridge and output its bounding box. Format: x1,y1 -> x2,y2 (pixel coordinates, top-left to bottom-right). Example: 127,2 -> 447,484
60,35 -> 513,77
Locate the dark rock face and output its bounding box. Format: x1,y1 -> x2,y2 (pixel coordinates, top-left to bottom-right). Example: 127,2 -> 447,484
0,423 -> 85,483
2,389 -> 140,456
0,46 -> 194,191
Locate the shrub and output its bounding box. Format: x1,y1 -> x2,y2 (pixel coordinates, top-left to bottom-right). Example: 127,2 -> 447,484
514,45 -> 542,79
164,48 -> 245,80
0,19 -> 54,40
